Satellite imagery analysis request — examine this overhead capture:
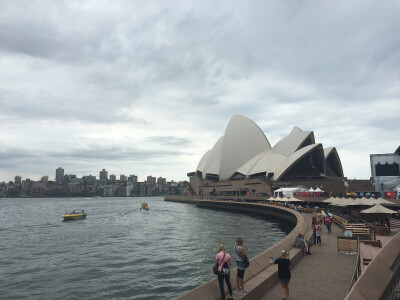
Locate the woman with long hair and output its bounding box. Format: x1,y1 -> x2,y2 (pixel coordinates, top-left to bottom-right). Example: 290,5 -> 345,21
215,244 -> 233,300
234,237 -> 248,293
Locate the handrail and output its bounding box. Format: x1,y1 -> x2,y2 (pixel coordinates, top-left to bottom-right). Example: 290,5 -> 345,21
331,208 -> 376,240
346,237 -> 361,295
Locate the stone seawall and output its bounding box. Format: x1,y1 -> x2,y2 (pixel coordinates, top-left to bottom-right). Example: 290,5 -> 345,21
165,197 -> 312,300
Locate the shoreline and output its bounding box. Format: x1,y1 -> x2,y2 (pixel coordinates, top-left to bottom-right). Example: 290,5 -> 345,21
165,196 -> 311,299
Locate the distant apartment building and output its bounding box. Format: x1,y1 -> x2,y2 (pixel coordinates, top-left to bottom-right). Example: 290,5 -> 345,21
129,175 -> 138,183
157,177 -> 166,185
31,181 -> 47,194
22,179 -> 32,190
82,175 -> 97,185
56,167 -> 64,184
120,175 -> 127,182
100,169 -> 108,182
116,184 -> 127,196
67,182 -> 85,193
110,174 -> 116,183
147,176 -> 156,186
126,182 -> 133,196
15,176 -> 21,185
41,176 -> 49,184
103,185 -> 117,197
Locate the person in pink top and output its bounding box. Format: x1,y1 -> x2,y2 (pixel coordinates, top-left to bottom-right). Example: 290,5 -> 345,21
215,244 -> 233,300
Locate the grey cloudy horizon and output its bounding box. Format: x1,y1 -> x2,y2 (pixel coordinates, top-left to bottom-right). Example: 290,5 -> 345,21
1,0 -> 399,183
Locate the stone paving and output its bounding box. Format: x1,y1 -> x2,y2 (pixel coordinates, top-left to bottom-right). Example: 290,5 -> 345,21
259,214 -> 356,300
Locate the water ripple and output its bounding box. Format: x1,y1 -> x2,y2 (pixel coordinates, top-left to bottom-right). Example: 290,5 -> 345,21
0,197 -> 293,299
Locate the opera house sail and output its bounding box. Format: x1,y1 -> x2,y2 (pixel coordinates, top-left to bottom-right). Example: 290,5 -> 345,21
188,115 -> 348,197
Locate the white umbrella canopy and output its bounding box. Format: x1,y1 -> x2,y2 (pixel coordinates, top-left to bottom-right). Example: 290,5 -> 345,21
267,197 -> 277,201
325,197 -> 345,205
287,197 -> 304,202
360,204 -> 398,214
370,198 -> 395,205
278,197 -> 289,202
323,197 -> 334,203
335,198 -> 353,207
347,197 -> 372,206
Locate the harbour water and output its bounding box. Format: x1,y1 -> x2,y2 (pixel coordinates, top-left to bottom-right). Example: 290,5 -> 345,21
0,197 -> 293,299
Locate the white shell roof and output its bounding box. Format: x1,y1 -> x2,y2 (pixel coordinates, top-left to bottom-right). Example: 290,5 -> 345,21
195,115 -> 343,181
219,115 -> 271,180
324,147 -> 344,177
271,127 -> 314,157
273,143 -> 324,180
202,136 -> 223,178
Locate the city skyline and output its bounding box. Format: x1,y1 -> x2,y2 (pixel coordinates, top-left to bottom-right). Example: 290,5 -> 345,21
1,1 -> 399,183
3,167 -> 173,184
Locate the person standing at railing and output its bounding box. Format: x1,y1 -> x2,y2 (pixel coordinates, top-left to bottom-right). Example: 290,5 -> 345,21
270,250 -> 291,300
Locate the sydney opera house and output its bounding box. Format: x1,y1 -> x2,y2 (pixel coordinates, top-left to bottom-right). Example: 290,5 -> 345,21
187,115 -> 371,197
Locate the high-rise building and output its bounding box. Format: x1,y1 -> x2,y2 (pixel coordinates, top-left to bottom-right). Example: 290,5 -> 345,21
110,174 -> 116,183
147,176 -> 156,186
15,176 -> 22,185
120,175 -> 127,182
41,176 -> 49,184
157,177 -> 166,185
56,167 -> 64,184
129,175 -> 138,183
83,175 -> 96,185
100,169 -> 108,181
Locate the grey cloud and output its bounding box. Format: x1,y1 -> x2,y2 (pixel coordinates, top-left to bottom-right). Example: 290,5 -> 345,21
0,0 -> 399,182
144,136 -> 192,147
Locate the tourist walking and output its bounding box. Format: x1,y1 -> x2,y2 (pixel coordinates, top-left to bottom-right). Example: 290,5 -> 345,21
316,222 -> 322,245
312,216 -> 318,244
215,244 -> 233,300
270,249 -> 291,300
235,237 -> 248,293
325,215 -> 332,233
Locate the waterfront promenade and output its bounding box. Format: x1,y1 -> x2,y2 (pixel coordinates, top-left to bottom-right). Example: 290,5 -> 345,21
168,197 -> 357,299
259,214 -> 356,300
167,196 -> 400,299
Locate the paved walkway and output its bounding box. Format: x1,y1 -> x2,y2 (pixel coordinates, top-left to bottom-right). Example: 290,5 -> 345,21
260,214 -> 356,300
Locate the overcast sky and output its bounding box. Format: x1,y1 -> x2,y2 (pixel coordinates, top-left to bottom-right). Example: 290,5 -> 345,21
1,0 -> 399,183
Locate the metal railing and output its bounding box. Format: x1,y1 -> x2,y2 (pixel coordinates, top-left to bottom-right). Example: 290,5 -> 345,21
383,253 -> 400,300
331,207 -> 376,240
346,237 -> 361,295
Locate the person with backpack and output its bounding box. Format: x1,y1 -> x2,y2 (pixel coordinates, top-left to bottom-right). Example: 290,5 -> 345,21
215,244 -> 233,300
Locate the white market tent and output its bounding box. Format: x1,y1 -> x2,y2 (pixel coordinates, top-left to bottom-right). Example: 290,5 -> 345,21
309,187 -> 315,192
360,204 -> 398,214
315,187 -> 324,192
273,187 -> 308,197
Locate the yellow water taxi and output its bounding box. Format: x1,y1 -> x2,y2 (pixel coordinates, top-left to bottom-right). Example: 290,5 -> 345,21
62,209 -> 87,220
140,202 -> 149,210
